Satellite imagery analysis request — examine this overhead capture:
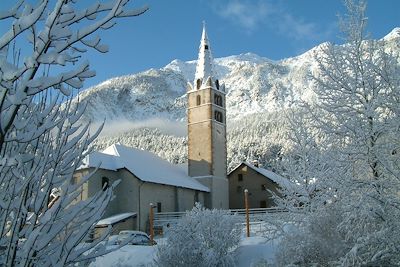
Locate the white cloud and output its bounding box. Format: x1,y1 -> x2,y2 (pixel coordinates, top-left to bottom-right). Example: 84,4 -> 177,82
212,0 -> 333,42
218,1 -> 269,32
279,13 -> 320,41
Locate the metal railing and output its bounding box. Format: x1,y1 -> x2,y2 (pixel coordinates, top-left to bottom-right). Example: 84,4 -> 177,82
152,207 -> 285,230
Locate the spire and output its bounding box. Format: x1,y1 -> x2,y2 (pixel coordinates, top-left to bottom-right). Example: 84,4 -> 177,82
194,22 -> 214,87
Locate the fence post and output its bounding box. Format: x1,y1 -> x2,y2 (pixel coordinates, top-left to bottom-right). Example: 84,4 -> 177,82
244,189 -> 250,237
149,203 -> 154,245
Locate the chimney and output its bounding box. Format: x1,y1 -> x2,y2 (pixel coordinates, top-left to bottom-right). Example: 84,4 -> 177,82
252,159 -> 259,168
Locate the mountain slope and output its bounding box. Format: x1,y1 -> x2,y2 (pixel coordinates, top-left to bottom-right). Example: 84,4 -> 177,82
77,51 -> 319,124
82,28 -> 399,169
77,28 -> 399,125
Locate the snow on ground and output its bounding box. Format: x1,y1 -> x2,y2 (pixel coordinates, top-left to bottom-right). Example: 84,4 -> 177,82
234,236 -> 279,267
90,245 -> 157,267
90,235 -> 279,267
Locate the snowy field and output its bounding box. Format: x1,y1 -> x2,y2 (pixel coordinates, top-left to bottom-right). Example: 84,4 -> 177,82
90,235 -> 279,267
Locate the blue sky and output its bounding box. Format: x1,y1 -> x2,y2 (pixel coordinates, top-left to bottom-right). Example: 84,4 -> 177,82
1,1 -> 399,88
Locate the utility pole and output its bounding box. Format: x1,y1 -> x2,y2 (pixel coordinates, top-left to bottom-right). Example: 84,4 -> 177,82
149,203 -> 154,245
244,189 -> 250,237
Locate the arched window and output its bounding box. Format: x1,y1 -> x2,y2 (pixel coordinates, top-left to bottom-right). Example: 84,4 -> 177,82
196,95 -> 201,105
196,79 -> 202,89
214,94 -> 223,107
214,111 -> 223,123
215,79 -> 220,90
102,177 -> 109,191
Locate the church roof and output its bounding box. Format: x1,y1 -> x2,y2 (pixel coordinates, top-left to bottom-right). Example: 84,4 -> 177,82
81,144 -> 210,192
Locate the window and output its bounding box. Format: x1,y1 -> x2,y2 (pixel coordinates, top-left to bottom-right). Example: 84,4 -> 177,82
236,186 -> 242,193
196,78 -> 202,89
214,111 -> 223,123
261,184 -> 267,191
71,176 -> 78,185
196,95 -> 201,105
215,79 -> 220,90
214,94 -> 223,107
205,44 -> 209,50
131,234 -> 151,245
157,202 -> 162,213
260,200 -> 267,208
238,173 -> 243,182
102,177 -> 109,191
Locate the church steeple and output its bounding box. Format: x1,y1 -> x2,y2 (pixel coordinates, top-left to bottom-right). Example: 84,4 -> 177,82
187,23 -> 228,209
194,23 -> 214,88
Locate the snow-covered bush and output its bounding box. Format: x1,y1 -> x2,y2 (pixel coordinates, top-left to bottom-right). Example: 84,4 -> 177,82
155,203 -> 241,267
276,205 -> 348,266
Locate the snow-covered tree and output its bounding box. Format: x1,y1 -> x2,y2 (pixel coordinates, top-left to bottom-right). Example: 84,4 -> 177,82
155,203 -> 241,267
91,111 -> 288,172
312,0 -> 400,264
272,108 -> 329,212
276,0 -> 400,265
0,1 -> 147,266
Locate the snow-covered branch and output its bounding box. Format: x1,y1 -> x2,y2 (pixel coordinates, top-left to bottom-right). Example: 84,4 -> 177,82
275,1 -> 400,265
0,0 -> 147,266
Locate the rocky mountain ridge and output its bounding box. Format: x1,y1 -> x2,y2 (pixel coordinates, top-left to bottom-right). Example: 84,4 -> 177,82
77,28 -> 399,128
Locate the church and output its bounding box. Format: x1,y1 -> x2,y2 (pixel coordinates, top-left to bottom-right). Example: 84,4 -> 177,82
75,25 -> 288,233
75,25 -> 228,231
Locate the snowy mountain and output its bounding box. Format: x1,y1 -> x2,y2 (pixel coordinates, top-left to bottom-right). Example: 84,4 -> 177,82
77,28 -> 399,125
77,50 -> 317,125
79,28 -> 399,169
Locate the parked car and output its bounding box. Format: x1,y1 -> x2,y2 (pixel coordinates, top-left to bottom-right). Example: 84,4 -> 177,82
117,231 -> 156,246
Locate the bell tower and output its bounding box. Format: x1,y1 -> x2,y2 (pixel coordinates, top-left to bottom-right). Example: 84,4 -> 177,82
187,24 -> 228,209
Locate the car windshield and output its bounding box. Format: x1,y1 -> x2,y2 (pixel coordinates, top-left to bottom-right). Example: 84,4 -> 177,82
131,235 -> 150,245
119,232 -> 132,236
117,232 -> 151,245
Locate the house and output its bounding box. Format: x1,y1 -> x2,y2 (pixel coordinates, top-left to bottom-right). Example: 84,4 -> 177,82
75,144 -> 209,231
228,162 -> 291,209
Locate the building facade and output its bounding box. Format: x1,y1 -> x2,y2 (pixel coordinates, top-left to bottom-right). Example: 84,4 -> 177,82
187,25 -> 229,209
228,162 -> 287,209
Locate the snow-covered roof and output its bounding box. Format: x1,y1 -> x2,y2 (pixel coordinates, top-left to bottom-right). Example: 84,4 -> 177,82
229,162 -> 293,189
96,212 -> 137,226
82,151 -> 123,171
81,144 -> 210,192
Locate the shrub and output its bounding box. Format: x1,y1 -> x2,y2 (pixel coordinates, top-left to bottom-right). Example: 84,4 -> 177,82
155,203 -> 241,267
